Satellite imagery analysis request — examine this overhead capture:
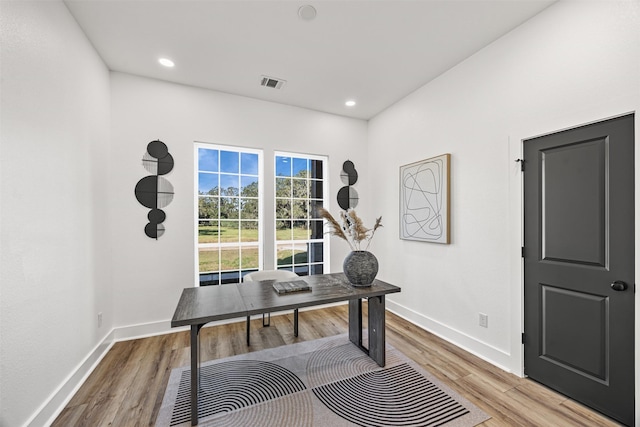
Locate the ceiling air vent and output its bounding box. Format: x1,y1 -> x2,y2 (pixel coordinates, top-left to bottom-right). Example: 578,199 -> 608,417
260,75 -> 286,89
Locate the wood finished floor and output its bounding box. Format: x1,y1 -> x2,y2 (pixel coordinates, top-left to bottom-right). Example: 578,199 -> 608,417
52,305 -> 622,426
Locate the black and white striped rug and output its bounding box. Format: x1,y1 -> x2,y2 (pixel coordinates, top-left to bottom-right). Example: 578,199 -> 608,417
156,334 -> 490,427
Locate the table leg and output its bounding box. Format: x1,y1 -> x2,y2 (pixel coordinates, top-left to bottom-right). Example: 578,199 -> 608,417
348,298 -> 362,347
294,308 -> 299,337
368,296 -> 386,367
246,316 -> 251,346
190,324 -> 202,426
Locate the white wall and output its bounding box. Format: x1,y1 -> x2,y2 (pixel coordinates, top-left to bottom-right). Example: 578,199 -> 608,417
109,72 -> 369,332
369,0 -> 640,379
0,1 -> 112,426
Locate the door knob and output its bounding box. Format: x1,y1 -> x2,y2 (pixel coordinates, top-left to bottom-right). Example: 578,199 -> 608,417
611,280 -> 628,291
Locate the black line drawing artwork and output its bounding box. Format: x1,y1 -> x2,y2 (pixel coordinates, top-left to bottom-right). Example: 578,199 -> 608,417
399,154 -> 450,244
134,140 -> 174,239
337,160 -> 359,210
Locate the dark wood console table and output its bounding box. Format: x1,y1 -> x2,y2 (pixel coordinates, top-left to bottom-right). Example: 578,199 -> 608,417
171,272 -> 401,426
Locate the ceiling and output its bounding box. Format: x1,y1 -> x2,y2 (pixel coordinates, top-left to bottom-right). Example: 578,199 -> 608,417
64,0 -> 555,120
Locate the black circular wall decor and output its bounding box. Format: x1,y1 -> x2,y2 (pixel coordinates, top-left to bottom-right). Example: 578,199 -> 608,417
135,140 -> 174,239
337,160 -> 359,210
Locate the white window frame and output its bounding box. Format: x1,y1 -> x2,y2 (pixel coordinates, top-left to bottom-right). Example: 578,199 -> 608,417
274,151 -> 330,276
194,142 -> 264,286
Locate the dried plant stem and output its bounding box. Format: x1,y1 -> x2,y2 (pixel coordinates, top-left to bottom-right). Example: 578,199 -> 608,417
364,217 -> 383,251
319,207 -> 382,252
318,207 -> 356,251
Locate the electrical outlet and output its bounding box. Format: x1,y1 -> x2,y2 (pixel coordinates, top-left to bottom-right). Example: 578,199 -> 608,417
479,313 -> 488,328
98,312 -> 103,328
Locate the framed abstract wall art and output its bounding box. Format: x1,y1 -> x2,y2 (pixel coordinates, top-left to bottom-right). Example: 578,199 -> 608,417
399,153 -> 450,244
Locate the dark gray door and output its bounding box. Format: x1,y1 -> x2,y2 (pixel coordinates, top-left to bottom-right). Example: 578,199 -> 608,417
524,114 -> 634,426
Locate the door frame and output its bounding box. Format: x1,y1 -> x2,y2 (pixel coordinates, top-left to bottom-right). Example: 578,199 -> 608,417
508,110 -> 638,423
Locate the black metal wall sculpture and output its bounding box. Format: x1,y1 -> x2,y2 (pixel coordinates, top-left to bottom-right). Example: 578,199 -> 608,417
134,140 -> 174,239
337,160 -> 359,210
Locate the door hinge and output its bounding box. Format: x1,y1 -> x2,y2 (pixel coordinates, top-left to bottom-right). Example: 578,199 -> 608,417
522,333 -> 526,344
521,247 -> 525,258
515,159 -> 525,171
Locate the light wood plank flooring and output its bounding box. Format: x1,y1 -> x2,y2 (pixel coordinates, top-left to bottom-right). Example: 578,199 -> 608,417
52,305 -> 622,426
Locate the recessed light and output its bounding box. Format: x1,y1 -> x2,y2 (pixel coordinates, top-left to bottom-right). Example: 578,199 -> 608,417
345,100 -> 356,107
158,58 -> 175,68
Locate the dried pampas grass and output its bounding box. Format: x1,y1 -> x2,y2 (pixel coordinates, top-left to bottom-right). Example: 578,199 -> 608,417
318,207 -> 382,251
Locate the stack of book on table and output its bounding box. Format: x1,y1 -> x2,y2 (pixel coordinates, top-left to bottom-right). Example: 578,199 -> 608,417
272,280 -> 311,294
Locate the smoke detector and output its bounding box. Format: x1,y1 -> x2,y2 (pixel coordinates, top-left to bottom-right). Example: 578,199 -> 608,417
260,75 -> 286,90
298,5 -> 317,21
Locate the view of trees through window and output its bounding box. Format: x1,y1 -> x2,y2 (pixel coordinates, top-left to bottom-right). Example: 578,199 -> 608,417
275,153 -> 327,275
197,146 -> 261,285
196,146 -> 327,286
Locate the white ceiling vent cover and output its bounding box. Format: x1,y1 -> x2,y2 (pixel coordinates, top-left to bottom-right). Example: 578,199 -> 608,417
260,75 -> 286,89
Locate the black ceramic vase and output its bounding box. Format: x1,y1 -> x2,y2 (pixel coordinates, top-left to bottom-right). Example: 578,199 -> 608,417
343,250 -> 378,287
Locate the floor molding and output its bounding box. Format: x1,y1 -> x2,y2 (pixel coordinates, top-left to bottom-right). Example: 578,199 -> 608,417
29,330 -> 115,427
112,301 -> 349,342
386,299 -> 514,374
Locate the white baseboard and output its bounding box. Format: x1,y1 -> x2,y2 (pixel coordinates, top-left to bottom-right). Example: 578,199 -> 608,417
112,317 -> 245,342
29,330 -> 116,427
386,299 -> 513,373
113,319 -> 186,341
112,300 -> 514,374
112,301 -> 349,342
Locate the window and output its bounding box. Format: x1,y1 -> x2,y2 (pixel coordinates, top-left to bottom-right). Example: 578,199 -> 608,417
196,144 -> 262,285
275,153 -> 328,275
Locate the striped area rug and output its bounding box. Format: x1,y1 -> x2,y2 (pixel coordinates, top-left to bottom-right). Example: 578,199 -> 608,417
156,334 -> 490,427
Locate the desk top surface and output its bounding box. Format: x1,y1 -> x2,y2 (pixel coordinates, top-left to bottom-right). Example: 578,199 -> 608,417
171,273 -> 400,327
